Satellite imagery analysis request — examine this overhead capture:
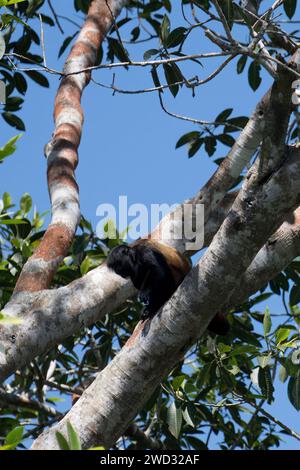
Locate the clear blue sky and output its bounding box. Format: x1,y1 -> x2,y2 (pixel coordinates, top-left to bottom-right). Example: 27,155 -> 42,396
0,1 -> 300,450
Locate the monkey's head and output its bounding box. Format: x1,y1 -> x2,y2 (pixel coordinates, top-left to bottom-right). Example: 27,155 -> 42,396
107,244 -> 136,278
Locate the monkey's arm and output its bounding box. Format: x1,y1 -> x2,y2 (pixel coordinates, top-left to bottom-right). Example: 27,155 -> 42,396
135,247 -> 176,318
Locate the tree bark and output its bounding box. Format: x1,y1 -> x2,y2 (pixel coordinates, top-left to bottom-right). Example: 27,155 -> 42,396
14,0 -> 126,293
31,149 -> 300,449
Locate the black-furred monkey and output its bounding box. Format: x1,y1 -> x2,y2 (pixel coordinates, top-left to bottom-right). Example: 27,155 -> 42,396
107,239 -> 229,335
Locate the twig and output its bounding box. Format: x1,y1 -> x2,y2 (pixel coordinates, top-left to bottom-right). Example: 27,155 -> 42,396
211,0 -> 236,44
86,328 -> 104,369
92,54 -> 236,95
105,0 -> 130,63
229,398 -> 265,449
56,14 -> 81,29
48,0 -> 64,34
44,380 -> 83,396
39,14 -> 47,68
249,400 -> 300,442
0,389 -> 61,417
157,92 -> 242,130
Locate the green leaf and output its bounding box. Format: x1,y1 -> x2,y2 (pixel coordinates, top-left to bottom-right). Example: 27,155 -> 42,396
130,26 -> 140,42
0,218 -> 27,225
204,136 -> 217,157
58,33 -> 77,58
229,344 -> 258,356
67,421 -> 81,450
279,364 -> 288,383
263,308 -> 272,336
172,375 -> 185,391
284,0 -> 297,19
186,436 -> 207,450
160,14 -> 170,45
216,134 -> 235,147
226,116 -> 249,129
80,256 -> 93,275
25,70 -> 49,88
163,63 -> 179,97
108,37 -> 130,65
215,107 -> 233,124
182,404 -> 196,428
5,97 -> 24,113
0,0 -> 27,5
188,138 -> 203,158
165,27 -> 187,48
237,55 -> 247,74
167,401 -> 182,439
56,431 -> 70,450
175,131 -> 200,149
221,0 -> 234,29
233,2 -> 253,27
290,283 -> 300,306
14,72 -> 28,95
288,370 -> 300,410
2,113 -> 25,131
233,324 -> 262,347
20,193 -> 32,214
1,13 -> 28,28
0,443 -> 22,450
275,328 -> 291,345
2,191 -> 12,209
0,134 -> 22,163
248,61 -> 262,91
258,354 -> 271,369
143,48 -> 159,60
258,366 -> 274,404
39,13 -> 55,27
5,426 -> 24,448
197,363 -> 211,387
151,66 -> 161,89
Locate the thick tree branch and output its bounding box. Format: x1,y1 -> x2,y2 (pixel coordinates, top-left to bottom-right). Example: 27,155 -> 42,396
226,207 -> 300,309
1,45 -> 299,386
14,0 -> 126,293
31,149 -> 300,449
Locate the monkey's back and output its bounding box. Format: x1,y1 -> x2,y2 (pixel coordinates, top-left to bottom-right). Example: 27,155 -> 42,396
132,239 -> 191,286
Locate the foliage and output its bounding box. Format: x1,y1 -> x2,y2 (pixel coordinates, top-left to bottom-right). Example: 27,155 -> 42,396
1,189 -> 300,450
56,422 -> 81,450
0,0 -> 300,452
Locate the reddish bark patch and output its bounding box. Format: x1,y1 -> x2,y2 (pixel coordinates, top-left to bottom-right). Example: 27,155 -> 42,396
32,224 -> 72,261
14,224 -> 72,292
13,0 -> 124,295
125,320 -> 148,348
14,269 -> 58,293
48,158 -> 79,190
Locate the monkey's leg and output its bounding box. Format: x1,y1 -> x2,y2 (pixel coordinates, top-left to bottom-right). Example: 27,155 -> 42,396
208,312 -> 230,335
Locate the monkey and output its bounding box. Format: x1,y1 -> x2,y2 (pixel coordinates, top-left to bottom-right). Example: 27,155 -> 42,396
107,239 -> 229,335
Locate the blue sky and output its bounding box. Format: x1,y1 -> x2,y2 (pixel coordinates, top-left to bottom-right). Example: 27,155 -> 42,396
1,0 -> 300,450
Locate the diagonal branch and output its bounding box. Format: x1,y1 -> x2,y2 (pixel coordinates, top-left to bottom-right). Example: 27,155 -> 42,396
1,45 -> 299,382
14,0 -> 126,293
226,207 -> 300,308
31,148 -> 300,450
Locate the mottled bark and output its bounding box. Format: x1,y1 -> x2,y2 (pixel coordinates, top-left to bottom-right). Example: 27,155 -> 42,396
3,46 -> 296,379
31,149 -> 300,450
226,207 -> 300,308
14,0 -> 126,293
1,198 -> 299,383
